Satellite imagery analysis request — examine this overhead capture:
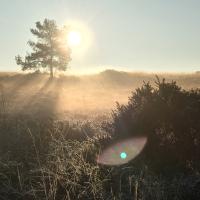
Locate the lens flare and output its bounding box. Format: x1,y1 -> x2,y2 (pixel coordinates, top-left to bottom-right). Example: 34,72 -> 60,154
97,137 -> 147,165
120,152 -> 127,159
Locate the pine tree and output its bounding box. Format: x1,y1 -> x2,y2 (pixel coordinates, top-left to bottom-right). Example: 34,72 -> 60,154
15,19 -> 71,78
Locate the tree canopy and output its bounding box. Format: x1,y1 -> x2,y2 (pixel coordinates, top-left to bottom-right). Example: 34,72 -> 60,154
15,19 -> 71,78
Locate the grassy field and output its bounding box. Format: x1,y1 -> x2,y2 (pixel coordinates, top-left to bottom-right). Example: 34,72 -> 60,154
1,70 -> 200,116
0,70 -> 200,199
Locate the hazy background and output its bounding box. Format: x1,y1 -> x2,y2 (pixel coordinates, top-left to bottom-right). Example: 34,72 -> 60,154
1,0 -> 200,74
1,70 -> 199,120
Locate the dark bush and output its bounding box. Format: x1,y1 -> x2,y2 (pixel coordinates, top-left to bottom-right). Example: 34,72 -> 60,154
108,78 -> 200,174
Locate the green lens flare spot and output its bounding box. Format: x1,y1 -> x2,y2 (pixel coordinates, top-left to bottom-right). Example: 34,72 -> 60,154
120,152 -> 127,159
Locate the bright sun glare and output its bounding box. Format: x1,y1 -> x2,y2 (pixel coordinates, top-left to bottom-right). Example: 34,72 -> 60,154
67,31 -> 81,47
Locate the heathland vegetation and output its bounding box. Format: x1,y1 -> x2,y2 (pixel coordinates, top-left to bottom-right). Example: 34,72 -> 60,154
0,71 -> 200,199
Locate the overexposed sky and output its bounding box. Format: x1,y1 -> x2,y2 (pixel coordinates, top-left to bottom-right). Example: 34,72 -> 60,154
0,0 -> 200,73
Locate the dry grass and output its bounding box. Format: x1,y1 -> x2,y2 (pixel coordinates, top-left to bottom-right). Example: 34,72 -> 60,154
0,70 -> 199,117
0,71 -> 200,199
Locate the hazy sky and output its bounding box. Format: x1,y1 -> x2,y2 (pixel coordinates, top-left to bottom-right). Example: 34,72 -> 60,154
0,0 -> 200,74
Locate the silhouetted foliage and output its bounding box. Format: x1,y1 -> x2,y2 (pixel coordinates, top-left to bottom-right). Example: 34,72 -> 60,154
109,78 -> 200,174
0,75 -> 200,199
15,19 -> 71,78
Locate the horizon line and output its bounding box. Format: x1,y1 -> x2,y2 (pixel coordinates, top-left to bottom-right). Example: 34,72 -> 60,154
0,68 -> 199,76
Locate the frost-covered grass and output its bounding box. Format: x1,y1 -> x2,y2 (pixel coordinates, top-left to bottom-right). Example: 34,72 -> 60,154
0,73 -> 200,199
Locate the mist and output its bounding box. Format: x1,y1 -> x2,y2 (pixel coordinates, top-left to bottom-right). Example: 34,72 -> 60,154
1,70 -> 199,120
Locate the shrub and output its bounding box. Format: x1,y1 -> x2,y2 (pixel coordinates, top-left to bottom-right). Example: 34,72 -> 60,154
108,78 -> 200,173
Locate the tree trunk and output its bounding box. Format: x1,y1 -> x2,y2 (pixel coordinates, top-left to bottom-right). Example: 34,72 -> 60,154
50,65 -> 53,79
49,53 -> 53,79
49,39 -> 54,79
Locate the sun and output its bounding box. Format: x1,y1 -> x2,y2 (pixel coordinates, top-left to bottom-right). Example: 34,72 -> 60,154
67,31 -> 82,47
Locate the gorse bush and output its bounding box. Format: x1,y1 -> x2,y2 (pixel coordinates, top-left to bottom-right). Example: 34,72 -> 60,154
108,77 -> 200,173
